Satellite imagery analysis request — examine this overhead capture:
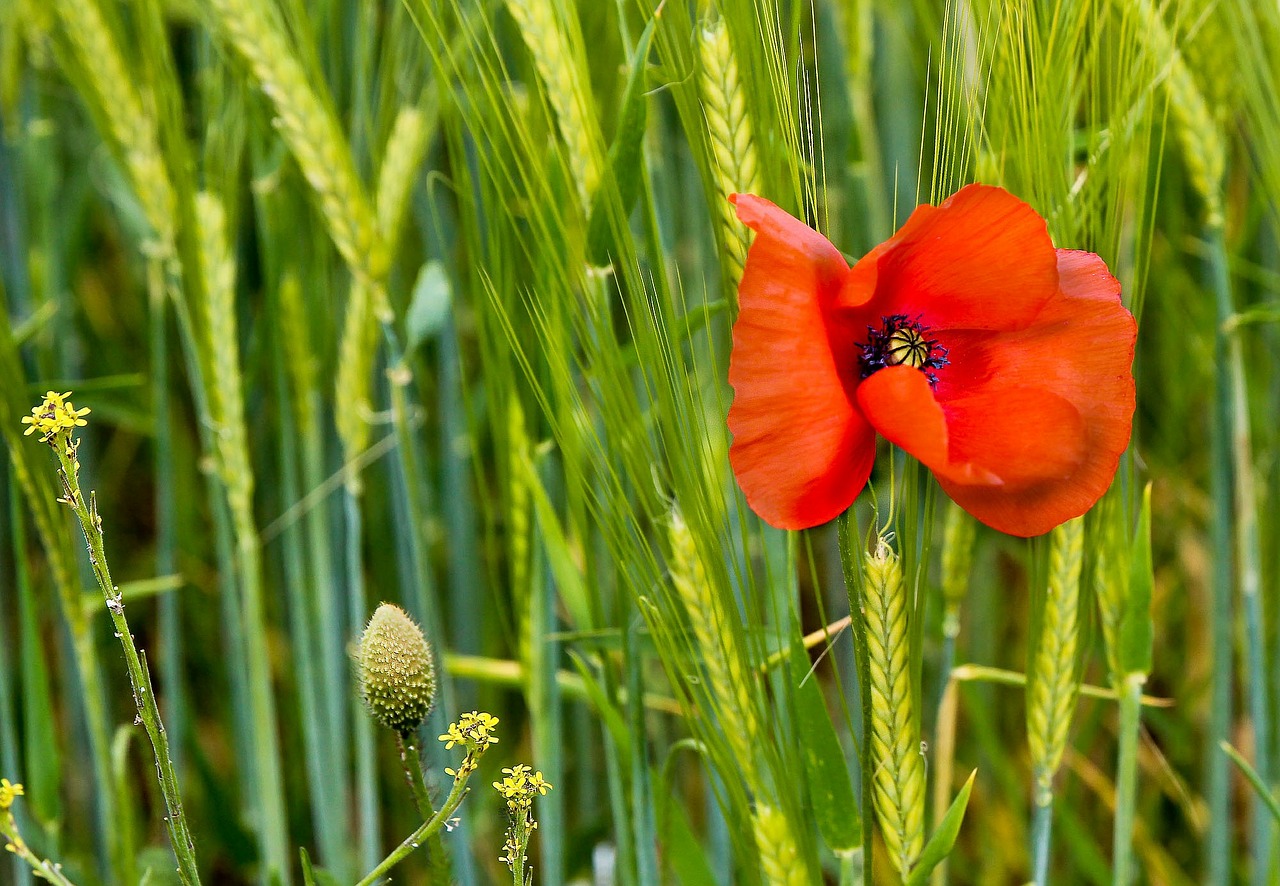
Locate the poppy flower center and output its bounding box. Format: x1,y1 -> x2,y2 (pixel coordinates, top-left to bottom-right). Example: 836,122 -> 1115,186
859,314 -> 949,386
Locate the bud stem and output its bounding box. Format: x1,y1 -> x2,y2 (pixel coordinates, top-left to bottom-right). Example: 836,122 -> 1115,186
397,735 -> 453,884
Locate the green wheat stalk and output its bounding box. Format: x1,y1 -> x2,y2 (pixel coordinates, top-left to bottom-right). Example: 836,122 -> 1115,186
196,191 -> 290,880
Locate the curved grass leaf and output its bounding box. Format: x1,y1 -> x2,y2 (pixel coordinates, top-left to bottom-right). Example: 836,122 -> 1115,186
904,770 -> 977,886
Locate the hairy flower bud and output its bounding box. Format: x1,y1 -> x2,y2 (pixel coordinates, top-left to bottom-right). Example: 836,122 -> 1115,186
358,603 -> 437,736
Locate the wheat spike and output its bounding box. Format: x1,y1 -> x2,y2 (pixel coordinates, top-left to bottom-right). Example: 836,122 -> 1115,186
206,0 -> 386,283
940,500 -> 977,641
1026,515 -> 1085,805
752,804 -> 810,886
376,106 -> 431,250
196,192 -> 253,520
505,0 -> 602,211
334,279 -> 381,472
667,507 -> 760,774
700,18 -> 761,294
863,540 -> 925,878
53,0 -> 175,254
1129,0 -> 1225,224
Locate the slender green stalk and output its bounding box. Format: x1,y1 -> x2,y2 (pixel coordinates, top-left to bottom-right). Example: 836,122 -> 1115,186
1208,223 -> 1271,885
838,512 -> 874,886
397,736 -> 452,884
930,676 -> 960,886
148,253 -> 186,783
346,490 -> 379,872
936,501 -> 975,721
33,410 -> 200,884
355,771 -> 473,886
1207,332 -> 1234,886
1112,675 -> 1143,886
197,192 -> 289,884
1,807 -> 79,886
1030,802 -> 1054,884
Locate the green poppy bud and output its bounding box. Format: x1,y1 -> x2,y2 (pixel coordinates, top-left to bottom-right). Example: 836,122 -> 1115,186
358,603 -> 437,736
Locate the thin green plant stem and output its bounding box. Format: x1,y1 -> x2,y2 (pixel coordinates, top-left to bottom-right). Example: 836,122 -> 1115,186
1207,342 -> 1234,886
228,419 -> 290,886
149,253 -> 187,782
529,516 -> 565,886
355,769 -> 473,886
198,190 -> 290,884
271,322 -> 346,876
347,487 -> 380,872
1222,741 -> 1280,824
1209,223 -> 1271,886
39,424 -> 201,884
1,810 -> 79,886
1030,801 -> 1054,885
930,678 -> 959,886
837,511 -> 873,886
1112,675 -> 1143,886
0,484 -> 32,886
396,735 -> 452,884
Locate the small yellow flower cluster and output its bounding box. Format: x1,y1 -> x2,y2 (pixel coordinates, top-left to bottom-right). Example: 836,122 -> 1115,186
438,711 -> 499,752
438,711 -> 499,778
493,764 -> 552,813
21,391 -> 90,444
0,779 -> 23,809
493,763 -> 551,874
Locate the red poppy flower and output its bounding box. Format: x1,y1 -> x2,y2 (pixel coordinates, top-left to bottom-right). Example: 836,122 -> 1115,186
727,184 -> 1136,537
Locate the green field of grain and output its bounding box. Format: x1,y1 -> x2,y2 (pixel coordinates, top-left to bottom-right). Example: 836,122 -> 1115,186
0,0 -> 1276,883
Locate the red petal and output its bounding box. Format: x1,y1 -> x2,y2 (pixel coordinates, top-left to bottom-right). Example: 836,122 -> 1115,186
857,249 -> 1135,536
841,185 -> 1059,331
728,194 -> 875,529
856,366 -> 1085,489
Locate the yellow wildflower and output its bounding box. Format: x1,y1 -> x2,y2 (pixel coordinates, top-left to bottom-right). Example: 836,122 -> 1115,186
21,391 -> 90,443
438,711 -> 499,751
0,779 -> 24,809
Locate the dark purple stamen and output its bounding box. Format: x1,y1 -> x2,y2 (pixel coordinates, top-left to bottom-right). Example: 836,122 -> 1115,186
858,314 -> 950,386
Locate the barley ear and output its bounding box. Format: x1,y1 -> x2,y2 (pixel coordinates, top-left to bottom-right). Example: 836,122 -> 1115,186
1131,0 -> 1225,225
753,804 -> 810,886
700,18 -> 761,297
667,507 -> 760,773
53,0 -> 176,254
1026,515 -> 1085,804
206,0 -> 386,283
504,0 -> 603,212
196,191 -> 253,521
863,539 -> 926,879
